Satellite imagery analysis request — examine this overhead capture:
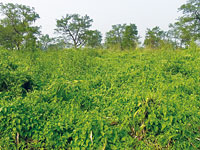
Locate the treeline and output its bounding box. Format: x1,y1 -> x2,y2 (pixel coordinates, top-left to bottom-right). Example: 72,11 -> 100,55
0,0 -> 199,51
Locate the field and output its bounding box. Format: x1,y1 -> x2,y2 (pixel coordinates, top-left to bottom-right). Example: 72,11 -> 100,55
0,48 -> 200,149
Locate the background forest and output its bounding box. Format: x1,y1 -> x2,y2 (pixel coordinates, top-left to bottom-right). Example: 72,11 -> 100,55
0,0 -> 199,51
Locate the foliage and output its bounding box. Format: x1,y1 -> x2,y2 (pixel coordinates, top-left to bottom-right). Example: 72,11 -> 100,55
144,26 -> 166,49
105,23 -> 139,50
38,34 -> 57,50
0,25 -> 16,49
179,0 -> 200,39
0,3 -> 40,50
84,30 -> 102,48
105,24 -> 126,50
55,14 -> 94,48
168,0 -> 200,48
122,24 -> 139,50
0,47 -> 200,149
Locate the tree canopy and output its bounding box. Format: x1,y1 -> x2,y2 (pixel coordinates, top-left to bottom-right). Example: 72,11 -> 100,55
168,0 -> 200,47
84,30 -> 102,48
0,1 -> 199,50
122,24 -> 139,49
144,26 -> 165,49
105,24 -> 139,50
55,14 -> 94,48
0,3 -> 40,50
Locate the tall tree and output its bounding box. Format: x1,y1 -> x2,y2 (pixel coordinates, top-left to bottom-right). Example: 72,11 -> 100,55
0,3 -> 40,50
179,0 -> 200,32
168,0 -> 200,47
167,23 -> 182,48
179,0 -> 200,43
55,14 -> 93,48
84,30 -> 102,48
122,24 -> 139,49
0,24 -> 16,49
105,24 -> 126,50
144,26 -> 165,49
105,23 -> 139,50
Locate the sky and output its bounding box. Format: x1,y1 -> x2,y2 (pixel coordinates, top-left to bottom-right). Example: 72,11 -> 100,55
0,0 -> 187,42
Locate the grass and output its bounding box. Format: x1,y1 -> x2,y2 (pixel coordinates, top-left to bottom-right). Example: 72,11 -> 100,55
0,48 -> 200,149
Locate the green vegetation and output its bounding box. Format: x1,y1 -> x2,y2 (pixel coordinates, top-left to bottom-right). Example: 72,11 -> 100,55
55,14 -> 102,49
0,0 -> 199,149
0,3 -> 40,50
105,24 -> 139,50
0,48 -> 200,149
144,26 -> 166,49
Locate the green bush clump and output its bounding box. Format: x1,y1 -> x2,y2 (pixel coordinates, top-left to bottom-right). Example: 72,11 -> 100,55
0,48 -> 200,149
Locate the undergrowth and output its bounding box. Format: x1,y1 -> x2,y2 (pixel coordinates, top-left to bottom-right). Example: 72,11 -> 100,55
0,48 -> 200,149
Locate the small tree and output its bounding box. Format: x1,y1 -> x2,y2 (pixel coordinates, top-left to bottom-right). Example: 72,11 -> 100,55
0,3 -> 40,50
55,14 -> 93,48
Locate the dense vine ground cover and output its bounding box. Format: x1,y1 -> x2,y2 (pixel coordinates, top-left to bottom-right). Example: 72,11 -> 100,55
0,48 -> 200,149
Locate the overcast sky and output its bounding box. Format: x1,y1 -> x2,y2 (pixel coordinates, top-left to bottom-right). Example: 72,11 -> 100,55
1,0 -> 187,42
